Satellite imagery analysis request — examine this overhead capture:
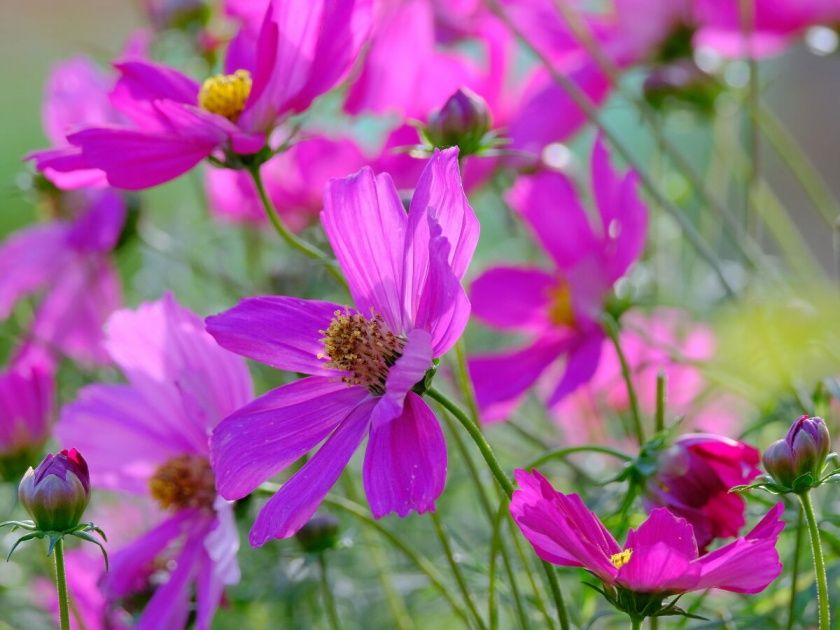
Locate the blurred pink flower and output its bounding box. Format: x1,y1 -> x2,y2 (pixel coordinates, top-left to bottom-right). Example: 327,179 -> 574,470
0,345 -> 54,475
644,434 -> 761,550
469,137 -> 648,422
57,295 -> 253,629
0,189 -> 125,364
552,309 -> 746,444
207,149 -> 477,545
512,469 -> 784,596
30,0 -> 372,190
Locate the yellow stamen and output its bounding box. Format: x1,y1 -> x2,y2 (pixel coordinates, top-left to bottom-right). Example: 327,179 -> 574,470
610,548 -> 633,569
198,69 -> 252,122
149,454 -> 216,511
547,281 -> 575,327
319,310 -> 406,395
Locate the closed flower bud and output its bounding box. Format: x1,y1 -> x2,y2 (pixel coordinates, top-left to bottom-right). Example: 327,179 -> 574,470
18,449 -> 90,532
295,514 -> 339,553
425,88 -> 491,156
762,416 -> 831,490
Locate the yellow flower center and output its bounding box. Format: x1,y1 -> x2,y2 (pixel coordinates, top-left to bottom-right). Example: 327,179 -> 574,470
198,69 -> 252,122
547,281 -> 576,327
610,548 -> 633,569
319,310 -> 406,395
149,454 -> 216,511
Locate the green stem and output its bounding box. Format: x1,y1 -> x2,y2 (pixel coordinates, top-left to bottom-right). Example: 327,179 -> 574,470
799,491 -> 830,630
430,511 -> 487,630
323,496 -> 473,625
247,164 -> 347,289
787,505 -> 805,630
602,315 -> 645,446
54,538 -> 71,630
655,370 -> 666,433
453,339 -> 481,426
527,445 -> 633,470
318,552 -> 341,630
540,562 -> 570,630
426,388 -> 513,496
631,618 -> 642,630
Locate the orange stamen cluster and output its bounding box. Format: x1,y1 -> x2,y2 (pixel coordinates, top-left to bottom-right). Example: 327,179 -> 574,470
547,281 -> 576,327
319,310 -> 406,395
149,454 -> 216,512
610,548 -> 633,569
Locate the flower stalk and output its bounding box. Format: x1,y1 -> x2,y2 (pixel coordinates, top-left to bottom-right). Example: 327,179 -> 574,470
799,491 -> 830,630
53,538 -> 70,630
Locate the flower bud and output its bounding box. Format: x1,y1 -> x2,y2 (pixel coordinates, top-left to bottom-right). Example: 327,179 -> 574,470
762,416 -> 831,490
18,449 -> 90,531
295,514 -> 339,553
425,88 -> 491,156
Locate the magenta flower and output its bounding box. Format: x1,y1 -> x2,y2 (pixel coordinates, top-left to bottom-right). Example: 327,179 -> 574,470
0,344 -> 54,476
57,296 -> 253,629
207,148 -> 478,546
206,134 -> 368,228
30,0 -> 372,190
645,434 -> 761,550
469,137 -> 648,422
512,469 -> 784,610
19,448 -> 91,532
0,189 -> 125,364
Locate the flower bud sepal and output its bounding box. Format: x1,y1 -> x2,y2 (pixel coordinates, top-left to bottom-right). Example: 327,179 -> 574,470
0,518 -> 109,570
584,581 -> 708,625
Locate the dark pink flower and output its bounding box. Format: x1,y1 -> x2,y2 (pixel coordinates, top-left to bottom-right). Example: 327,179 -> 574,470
30,0 -> 372,190
645,434 -> 761,550
19,448 -> 91,532
207,149 -> 478,545
58,296 -> 253,629
469,137 -> 648,422
512,469 -> 784,597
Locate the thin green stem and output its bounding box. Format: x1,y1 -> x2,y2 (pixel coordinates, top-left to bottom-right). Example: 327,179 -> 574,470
505,512 -> 554,630
527,446 -> 633,470
430,511 -> 487,630
247,164 -> 347,289
799,491 -> 830,630
655,370 -> 666,433
426,388 -> 513,496
787,505 -> 805,630
541,562 -> 570,630
318,552 -> 341,630
54,539 -> 71,630
453,339 -> 481,426
650,616 -> 658,630
323,496 -> 473,625
631,618 -> 642,630
602,315 -> 645,446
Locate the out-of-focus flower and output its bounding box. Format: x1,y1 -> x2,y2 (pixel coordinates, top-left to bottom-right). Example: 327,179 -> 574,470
763,415 -> 832,491
0,344 -> 54,479
644,434 -> 761,550
295,514 -> 340,553
205,134 -> 369,228
469,137 -> 648,422
19,449 -> 91,532
30,0 -> 372,190
552,309 -> 744,444
511,469 -> 784,620
141,0 -> 209,31
0,189 -> 125,364
58,295 -> 253,629
207,148 -> 478,545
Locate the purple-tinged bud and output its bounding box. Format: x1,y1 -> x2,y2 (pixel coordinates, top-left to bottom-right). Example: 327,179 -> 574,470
18,449 -> 90,531
425,88 -> 491,155
763,416 -> 832,490
295,514 -> 339,553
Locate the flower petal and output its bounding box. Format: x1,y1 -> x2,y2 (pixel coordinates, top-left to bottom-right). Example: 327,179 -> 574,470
322,167 -> 408,333
545,332 -> 604,407
0,224 -> 69,318
211,376 -> 368,500
206,296 -> 343,376
371,329 -> 433,429
249,399 -> 375,546
364,392 -> 446,518
470,266 -> 556,332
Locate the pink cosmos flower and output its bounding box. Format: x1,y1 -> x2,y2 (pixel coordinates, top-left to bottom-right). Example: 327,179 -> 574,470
0,344 -> 54,477
30,0 -> 372,190
512,469 -> 784,599
552,309 -> 745,444
644,434 -> 761,550
206,134 -> 368,228
469,137 -> 648,422
207,148 -> 478,546
57,295 -> 253,629
0,189 -> 125,364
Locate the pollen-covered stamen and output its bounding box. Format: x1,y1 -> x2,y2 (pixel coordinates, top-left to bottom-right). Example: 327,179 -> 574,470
547,281 -> 576,327
319,310 -> 406,395
610,548 -> 633,569
198,69 -> 252,122
149,454 -> 216,512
